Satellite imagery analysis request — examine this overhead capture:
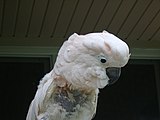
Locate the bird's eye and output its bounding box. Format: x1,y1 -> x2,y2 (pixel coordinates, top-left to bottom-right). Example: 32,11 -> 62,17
100,58 -> 107,63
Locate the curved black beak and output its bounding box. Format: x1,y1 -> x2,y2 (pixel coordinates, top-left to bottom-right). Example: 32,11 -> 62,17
106,67 -> 121,85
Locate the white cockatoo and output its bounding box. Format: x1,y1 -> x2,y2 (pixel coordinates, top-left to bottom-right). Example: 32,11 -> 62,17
26,31 -> 130,120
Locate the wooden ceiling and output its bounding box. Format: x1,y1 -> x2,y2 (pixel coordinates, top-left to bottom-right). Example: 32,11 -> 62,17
0,0 -> 160,48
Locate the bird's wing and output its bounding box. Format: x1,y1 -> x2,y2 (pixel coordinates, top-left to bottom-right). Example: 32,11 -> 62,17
26,70 -> 56,120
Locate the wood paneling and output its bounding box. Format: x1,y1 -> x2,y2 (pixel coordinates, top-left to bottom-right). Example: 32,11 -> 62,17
0,0 -> 160,48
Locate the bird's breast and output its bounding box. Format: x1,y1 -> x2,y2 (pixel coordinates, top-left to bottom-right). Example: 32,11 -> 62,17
43,86 -> 96,120
54,87 -> 87,114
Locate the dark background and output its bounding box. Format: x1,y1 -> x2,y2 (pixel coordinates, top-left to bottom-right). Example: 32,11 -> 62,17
0,57 -> 159,120
94,60 -> 160,120
0,57 -> 51,120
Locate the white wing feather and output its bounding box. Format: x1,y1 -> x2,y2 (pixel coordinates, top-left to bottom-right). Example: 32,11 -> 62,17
26,70 -> 55,120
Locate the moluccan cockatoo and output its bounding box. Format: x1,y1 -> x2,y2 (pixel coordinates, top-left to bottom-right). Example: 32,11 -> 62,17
26,31 -> 130,120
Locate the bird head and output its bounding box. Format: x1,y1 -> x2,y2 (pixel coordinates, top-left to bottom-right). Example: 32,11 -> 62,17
53,31 -> 130,89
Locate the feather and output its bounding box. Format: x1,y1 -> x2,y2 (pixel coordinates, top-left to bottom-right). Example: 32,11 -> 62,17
26,31 -> 130,120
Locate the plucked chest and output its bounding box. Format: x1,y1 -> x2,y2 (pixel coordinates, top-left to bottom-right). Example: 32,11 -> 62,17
43,87 -> 97,120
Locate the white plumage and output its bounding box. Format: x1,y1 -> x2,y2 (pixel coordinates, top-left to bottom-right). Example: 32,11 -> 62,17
26,31 -> 130,120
